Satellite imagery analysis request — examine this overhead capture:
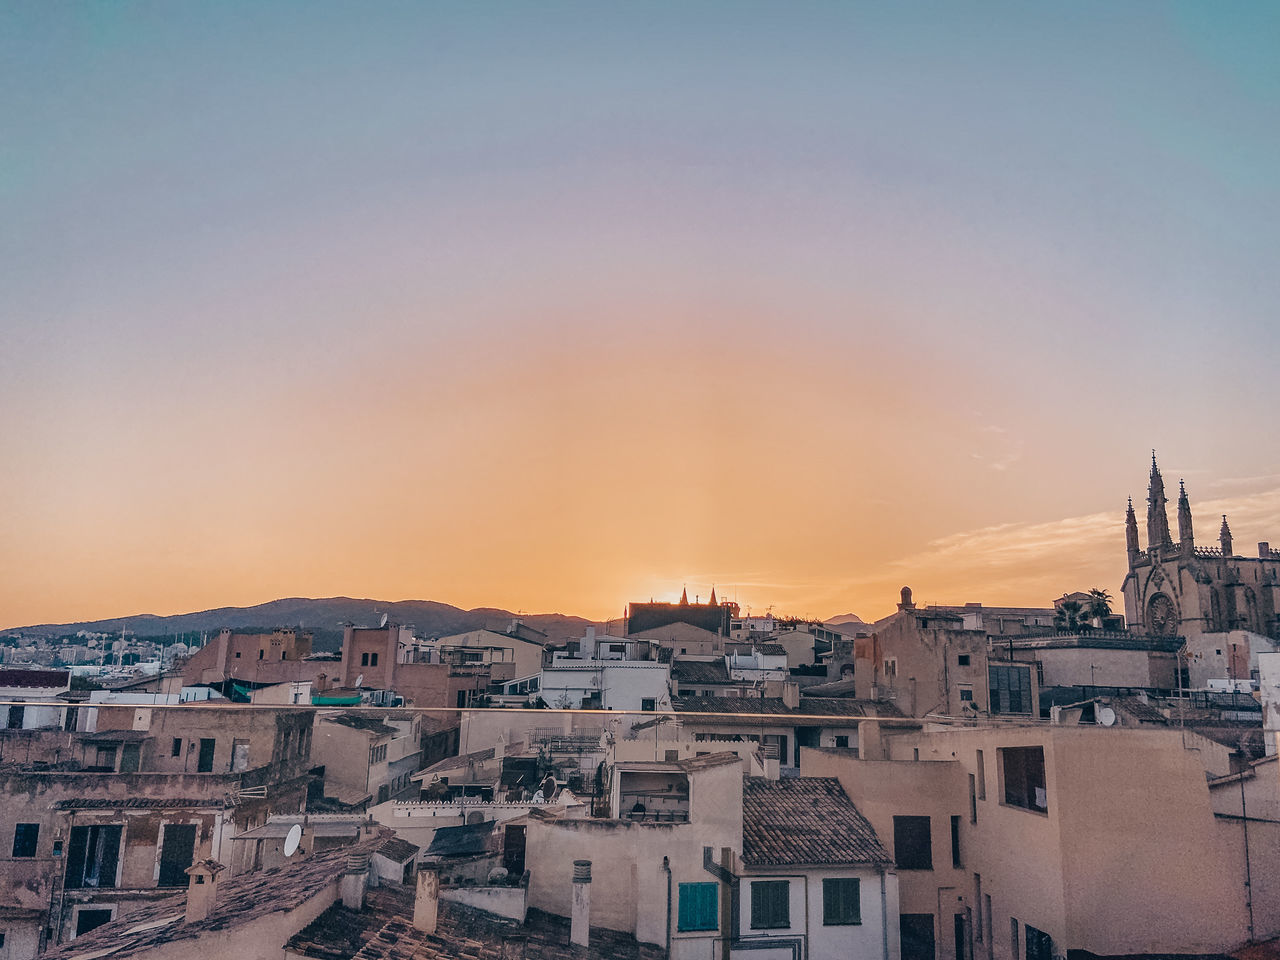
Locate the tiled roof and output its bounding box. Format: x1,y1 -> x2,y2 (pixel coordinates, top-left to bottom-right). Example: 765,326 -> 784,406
671,660 -> 731,685
671,696 -> 900,721
1186,724 -> 1268,760
741,777 -> 890,867
798,697 -> 904,718
42,831 -> 389,959
754,644 -> 787,656
54,797 -> 230,810
420,747 -> 495,776
377,837 -> 420,864
352,907 -> 666,960
673,696 -> 793,716
1114,697 -> 1169,725
324,714 -> 398,737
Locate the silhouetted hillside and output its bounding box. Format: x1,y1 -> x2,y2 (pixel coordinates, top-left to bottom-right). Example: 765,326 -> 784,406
4,597 -> 595,651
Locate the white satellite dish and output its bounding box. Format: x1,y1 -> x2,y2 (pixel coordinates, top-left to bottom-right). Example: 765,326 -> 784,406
1097,707 -> 1117,727
283,823 -> 303,857
354,674 -> 364,688
379,613 -> 389,628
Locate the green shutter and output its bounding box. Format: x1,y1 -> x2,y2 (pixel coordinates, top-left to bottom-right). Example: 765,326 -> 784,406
678,882 -> 718,931
823,878 -> 861,925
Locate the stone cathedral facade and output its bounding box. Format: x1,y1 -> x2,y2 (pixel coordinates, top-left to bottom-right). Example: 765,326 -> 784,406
1121,454 -> 1280,644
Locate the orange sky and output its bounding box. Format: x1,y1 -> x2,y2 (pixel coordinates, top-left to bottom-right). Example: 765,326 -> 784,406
5,4 -> 1280,630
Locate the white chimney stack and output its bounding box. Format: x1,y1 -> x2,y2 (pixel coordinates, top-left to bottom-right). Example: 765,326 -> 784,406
340,852 -> 370,910
184,860 -> 226,924
570,859 -> 592,948
414,866 -> 440,935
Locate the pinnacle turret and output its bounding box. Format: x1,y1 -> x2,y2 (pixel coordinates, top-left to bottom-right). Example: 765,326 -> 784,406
1147,453 -> 1172,550
1177,479 -> 1194,555
1125,496 -> 1141,561
1220,515 -> 1233,556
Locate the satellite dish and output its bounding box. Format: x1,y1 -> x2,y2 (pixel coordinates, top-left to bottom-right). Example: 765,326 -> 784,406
1098,707 -> 1117,727
355,674 -> 364,688
379,613 -> 389,628
283,823 -> 303,857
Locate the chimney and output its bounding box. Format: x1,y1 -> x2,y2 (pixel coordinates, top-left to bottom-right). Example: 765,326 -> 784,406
1260,542 -> 1271,559
184,860 -> 226,924
570,860 -> 592,948
339,852 -> 370,910
494,734 -> 506,762
414,866 -> 440,935
780,681 -> 800,710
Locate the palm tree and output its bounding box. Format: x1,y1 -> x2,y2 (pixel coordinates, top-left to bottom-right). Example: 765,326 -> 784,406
1086,588 -> 1113,627
1054,599 -> 1088,633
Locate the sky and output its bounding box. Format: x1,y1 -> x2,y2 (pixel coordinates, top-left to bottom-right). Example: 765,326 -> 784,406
3,2 -> 1279,629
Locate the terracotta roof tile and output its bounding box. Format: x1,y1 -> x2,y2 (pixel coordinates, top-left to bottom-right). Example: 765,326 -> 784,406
741,776 -> 890,867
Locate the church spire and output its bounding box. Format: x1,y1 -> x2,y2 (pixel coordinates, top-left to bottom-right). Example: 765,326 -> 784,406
679,587 -> 688,605
1147,452 -> 1172,552
1220,515 -> 1233,557
1125,496 -> 1141,563
708,586 -> 717,606
1177,479 -> 1194,556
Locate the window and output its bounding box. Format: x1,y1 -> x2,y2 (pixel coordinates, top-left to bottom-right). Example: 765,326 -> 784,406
1011,919 -> 1020,958
370,744 -> 387,764
1025,923 -> 1052,960
65,825 -> 122,889
950,816 -> 961,868
976,750 -> 986,800
370,652 -> 379,666
171,737 -> 182,758
989,665 -> 1032,714
959,686 -> 974,702
94,746 -> 117,770
157,824 -> 197,886
822,878 -> 861,925
968,774 -> 977,823
884,658 -> 897,679
1001,746 -> 1047,813
958,654 -> 970,666
834,735 -> 849,749
197,738 -> 216,773
677,882 -> 719,931
750,880 -> 790,929
664,750 -> 680,762
53,839 -> 64,857
258,649 -> 264,660
974,874 -> 983,941
234,651 -> 241,659
12,823 -> 39,858
641,698 -> 656,711
74,908 -> 114,937
893,816 -> 933,870
361,652 -> 370,666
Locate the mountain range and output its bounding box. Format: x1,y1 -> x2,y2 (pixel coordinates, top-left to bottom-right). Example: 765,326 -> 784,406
3,597 -> 595,651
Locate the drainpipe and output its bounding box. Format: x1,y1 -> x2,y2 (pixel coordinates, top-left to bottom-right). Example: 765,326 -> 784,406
1241,774 -> 1255,941
879,867 -> 889,960
702,847 -> 738,960
662,856 -> 672,959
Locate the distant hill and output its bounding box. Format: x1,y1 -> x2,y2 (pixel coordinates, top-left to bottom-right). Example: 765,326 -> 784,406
824,612 -> 867,627
3,597 -> 595,652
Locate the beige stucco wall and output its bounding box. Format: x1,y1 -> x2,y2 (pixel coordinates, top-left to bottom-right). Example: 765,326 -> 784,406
525,758 -> 743,948
892,725 -> 1251,956
803,749 -> 970,960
